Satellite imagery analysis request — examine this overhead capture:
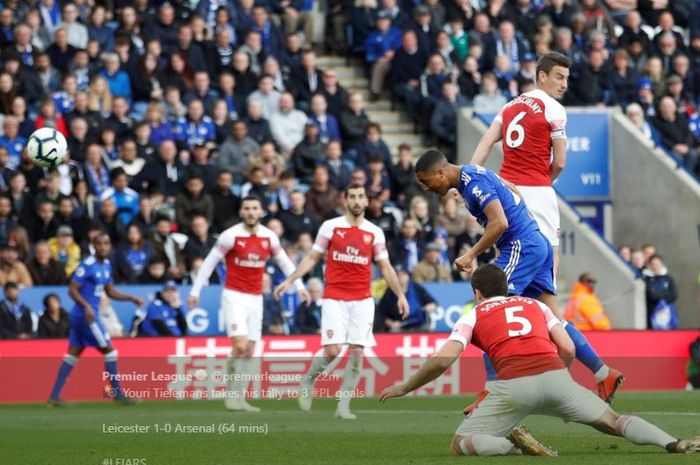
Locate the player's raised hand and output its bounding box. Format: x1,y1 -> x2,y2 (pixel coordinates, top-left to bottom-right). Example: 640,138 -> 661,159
273,281 -> 291,300
379,383 -> 407,403
454,252 -> 477,278
397,295 -> 410,319
187,294 -> 199,309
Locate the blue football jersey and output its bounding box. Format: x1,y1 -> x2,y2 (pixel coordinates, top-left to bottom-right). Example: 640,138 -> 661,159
70,256 -> 113,320
457,164 -> 540,249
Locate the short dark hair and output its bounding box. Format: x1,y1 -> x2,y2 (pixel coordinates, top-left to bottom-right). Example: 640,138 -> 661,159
344,182 -> 366,195
241,194 -> 263,206
471,264 -> 509,298
4,281 -> 17,291
536,51 -> 571,78
414,149 -> 447,173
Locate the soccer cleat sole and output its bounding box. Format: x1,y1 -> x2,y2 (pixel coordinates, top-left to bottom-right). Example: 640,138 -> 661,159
507,425 -> 558,457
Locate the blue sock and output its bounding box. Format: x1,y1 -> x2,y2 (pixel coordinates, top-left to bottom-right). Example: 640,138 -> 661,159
565,323 -> 604,374
482,353 -> 497,382
50,354 -> 78,400
104,351 -> 124,399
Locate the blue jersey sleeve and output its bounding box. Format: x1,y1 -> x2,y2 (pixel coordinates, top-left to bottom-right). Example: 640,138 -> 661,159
71,261 -> 92,286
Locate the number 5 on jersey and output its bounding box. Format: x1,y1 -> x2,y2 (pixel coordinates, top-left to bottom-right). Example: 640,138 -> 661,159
505,305 -> 532,337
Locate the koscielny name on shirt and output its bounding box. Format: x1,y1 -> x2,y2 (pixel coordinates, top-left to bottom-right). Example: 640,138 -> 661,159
506,95 -> 544,114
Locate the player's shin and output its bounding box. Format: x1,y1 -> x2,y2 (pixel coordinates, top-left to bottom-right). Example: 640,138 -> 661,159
563,322 -> 606,376
104,350 -> 125,399
336,347 -> 363,413
615,415 -> 677,449
49,354 -> 78,400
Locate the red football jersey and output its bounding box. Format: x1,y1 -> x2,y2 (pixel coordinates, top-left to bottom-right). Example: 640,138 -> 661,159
313,216 -> 388,301
215,223 -> 280,295
448,296 -> 564,379
494,89 -> 567,187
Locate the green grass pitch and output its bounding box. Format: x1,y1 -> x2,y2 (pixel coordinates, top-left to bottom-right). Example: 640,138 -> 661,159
1,391 -> 699,465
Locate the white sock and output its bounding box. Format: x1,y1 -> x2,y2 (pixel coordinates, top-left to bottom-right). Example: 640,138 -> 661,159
231,357 -> 250,401
616,415 -> 676,449
594,365 -> 610,383
304,353 -> 333,385
337,347 -> 363,410
459,434 -> 518,456
226,356 -> 236,392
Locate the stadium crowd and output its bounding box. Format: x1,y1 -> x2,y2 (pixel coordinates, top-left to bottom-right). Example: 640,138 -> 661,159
0,0 -> 693,339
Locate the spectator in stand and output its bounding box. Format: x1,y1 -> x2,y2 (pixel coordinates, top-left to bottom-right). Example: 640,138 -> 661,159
277,190 -> 319,243
100,168 -> 140,226
339,91 -> 371,156
37,293 -> 70,339
366,190 -> 398,246
625,102 -> 657,142
134,140 -> 184,202
392,217 -> 425,273
247,75 -> 282,120
244,99 -> 274,145
412,242 -> 452,283
391,29 -> 428,112
609,49 -> 640,108
473,72 -> 508,114
308,93 -> 341,145
365,12 -> 402,101
366,154 -> 391,201
114,223 -> 153,283
377,269 -> 436,332
138,281 -> 188,337
295,277 -> 323,335
270,92 -> 308,156
636,77 -> 656,118
173,99 -> 216,151
247,141 -> 287,188
182,214 -> 216,271
48,225 -> 81,277
186,144 -> 219,191
218,120 -> 260,178
323,139 -> 353,190
306,165 -> 339,220
27,240 -> 68,286
652,96 -> 699,174
0,281 -> 32,339
175,174 -> 214,232
573,49 -> 611,106
0,116 -> 26,170
318,69 -> 348,119
644,254 -> 678,329
32,200 -> 60,243
359,122 -> 392,168
293,123 -> 325,185
430,81 -> 469,153
150,215 -> 185,282
630,247 -> 646,275
565,273 -> 612,331
290,50 -> 322,111
210,170 -> 240,232
138,256 -> 173,285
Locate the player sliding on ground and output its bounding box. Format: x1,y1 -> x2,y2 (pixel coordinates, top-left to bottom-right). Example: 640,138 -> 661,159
380,264 -> 700,456
468,51 -> 623,403
188,195 -> 309,412
49,234 -> 144,406
275,183 -> 409,419
414,150 -> 623,413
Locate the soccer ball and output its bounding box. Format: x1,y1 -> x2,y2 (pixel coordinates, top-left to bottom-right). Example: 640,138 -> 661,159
26,127 -> 68,168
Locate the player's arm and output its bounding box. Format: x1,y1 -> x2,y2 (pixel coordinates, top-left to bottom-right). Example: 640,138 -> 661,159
537,301 -> 575,366
379,340 -> 463,402
454,199 -> 507,276
272,247 -> 310,303
469,119 -> 503,166
188,243 -> 226,308
376,258 -> 409,318
69,280 -> 95,322
105,283 -> 144,307
550,137 -> 567,181
273,249 -> 323,299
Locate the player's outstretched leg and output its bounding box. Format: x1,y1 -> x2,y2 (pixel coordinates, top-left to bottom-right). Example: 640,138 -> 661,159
335,345 -> 363,420
298,344 -> 340,412
48,349 -> 81,406
590,409 -> 700,453
563,322 -> 624,403
451,430 -> 557,457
